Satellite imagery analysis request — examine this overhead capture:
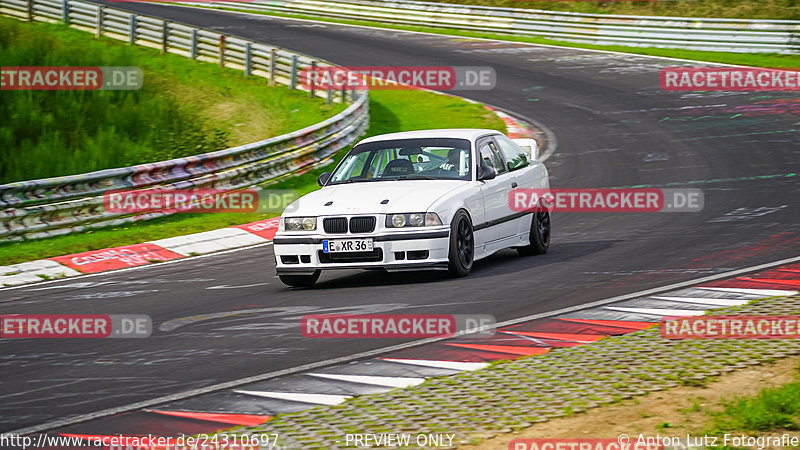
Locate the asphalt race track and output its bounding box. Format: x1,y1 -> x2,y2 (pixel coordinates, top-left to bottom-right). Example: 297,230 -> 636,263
1,3 -> 798,433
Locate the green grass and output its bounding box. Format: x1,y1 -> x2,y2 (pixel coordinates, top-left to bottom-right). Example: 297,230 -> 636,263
403,0 -> 800,20
0,16 -> 345,183
0,89 -> 504,265
205,7 -> 800,69
705,379 -> 800,434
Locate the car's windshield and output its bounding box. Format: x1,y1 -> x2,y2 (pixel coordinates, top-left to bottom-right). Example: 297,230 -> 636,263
328,138 -> 472,184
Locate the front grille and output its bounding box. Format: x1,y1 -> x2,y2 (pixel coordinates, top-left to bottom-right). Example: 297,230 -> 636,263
318,248 -> 383,263
323,217 -> 348,233
349,216 -> 376,233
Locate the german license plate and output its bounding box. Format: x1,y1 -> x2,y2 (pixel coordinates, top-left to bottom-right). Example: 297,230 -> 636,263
322,239 -> 374,253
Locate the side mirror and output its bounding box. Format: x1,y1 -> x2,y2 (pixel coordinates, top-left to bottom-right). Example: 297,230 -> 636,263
512,138 -> 539,161
318,172 -> 331,186
477,165 -> 497,181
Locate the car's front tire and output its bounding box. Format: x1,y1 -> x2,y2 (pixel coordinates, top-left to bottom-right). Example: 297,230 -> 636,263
448,209 -> 474,277
517,211 -> 550,256
278,270 -> 321,288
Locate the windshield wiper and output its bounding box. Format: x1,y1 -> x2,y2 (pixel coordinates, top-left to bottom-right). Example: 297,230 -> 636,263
393,175 -> 440,180
334,178 -> 384,184
332,175 -> 444,184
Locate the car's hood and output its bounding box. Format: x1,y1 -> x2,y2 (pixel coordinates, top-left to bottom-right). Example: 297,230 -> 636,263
287,180 -> 466,216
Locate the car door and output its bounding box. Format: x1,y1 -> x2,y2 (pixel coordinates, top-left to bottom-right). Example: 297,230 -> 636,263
492,134 -> 540,236
475,136 -> 518,253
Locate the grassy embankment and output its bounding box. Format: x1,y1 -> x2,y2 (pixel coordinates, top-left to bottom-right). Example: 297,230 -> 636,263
703,375 -> 800,436
0,16 -> 346,183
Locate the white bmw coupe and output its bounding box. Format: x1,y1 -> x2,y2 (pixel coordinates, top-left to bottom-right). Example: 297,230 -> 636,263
273,129 -> 550,287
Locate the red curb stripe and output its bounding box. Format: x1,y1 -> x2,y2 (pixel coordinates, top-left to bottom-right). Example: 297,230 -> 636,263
233,217 -> 281,240
39,218 -> 278,276
49,243 -> 184,273
738,277 -> 800,287
444,343 -> 549,356
148,409 -> 271,425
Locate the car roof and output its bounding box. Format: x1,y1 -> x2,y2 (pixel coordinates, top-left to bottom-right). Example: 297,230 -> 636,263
356,129 -> 502,145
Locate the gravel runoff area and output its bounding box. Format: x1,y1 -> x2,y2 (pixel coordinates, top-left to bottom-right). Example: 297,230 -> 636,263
235,295 -> 800,449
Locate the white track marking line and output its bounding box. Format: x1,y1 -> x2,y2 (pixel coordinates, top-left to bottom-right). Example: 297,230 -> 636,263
206,283 -> 270,289
8,254 -> 800,435
233,390 -> 351,405
698,287 -> 798,296
307,373 -> 425,388
380,358 -> 490,371
650,296 -> 751,306
27,281 -> 116,291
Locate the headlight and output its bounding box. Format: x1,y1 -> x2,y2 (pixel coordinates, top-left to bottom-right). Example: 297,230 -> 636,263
391,214 -> 406,228
282,216 -> 317,231
386,212 -> 443,228
302,217 -> 316,230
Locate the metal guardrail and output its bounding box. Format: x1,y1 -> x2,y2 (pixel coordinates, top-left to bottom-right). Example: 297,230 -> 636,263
192,0 -> 800,53
0,0 -> 369,240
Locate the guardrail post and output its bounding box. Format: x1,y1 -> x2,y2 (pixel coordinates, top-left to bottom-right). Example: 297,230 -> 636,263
27,0 -> 34,22
326,88 -> 333,105
218,35 -> 226,68
269,49 -> 276,86
161,21 -> 168,54
129,15 -> 136,45
95,6 -> 103,38
340,85 -> 347,103
309,61 -> 316,98
244,42 -> 252,77
190,29 -> 198,60
290,55 -> 298,90
61,0 -> 68,24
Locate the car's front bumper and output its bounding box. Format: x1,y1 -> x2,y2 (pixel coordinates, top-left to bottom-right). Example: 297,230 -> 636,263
273,227 -> 451,275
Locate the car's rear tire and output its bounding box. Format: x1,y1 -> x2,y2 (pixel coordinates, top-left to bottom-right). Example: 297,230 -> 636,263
448,210 -> 474,277
517,211 -> 550,256
278,270 -> 321,288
